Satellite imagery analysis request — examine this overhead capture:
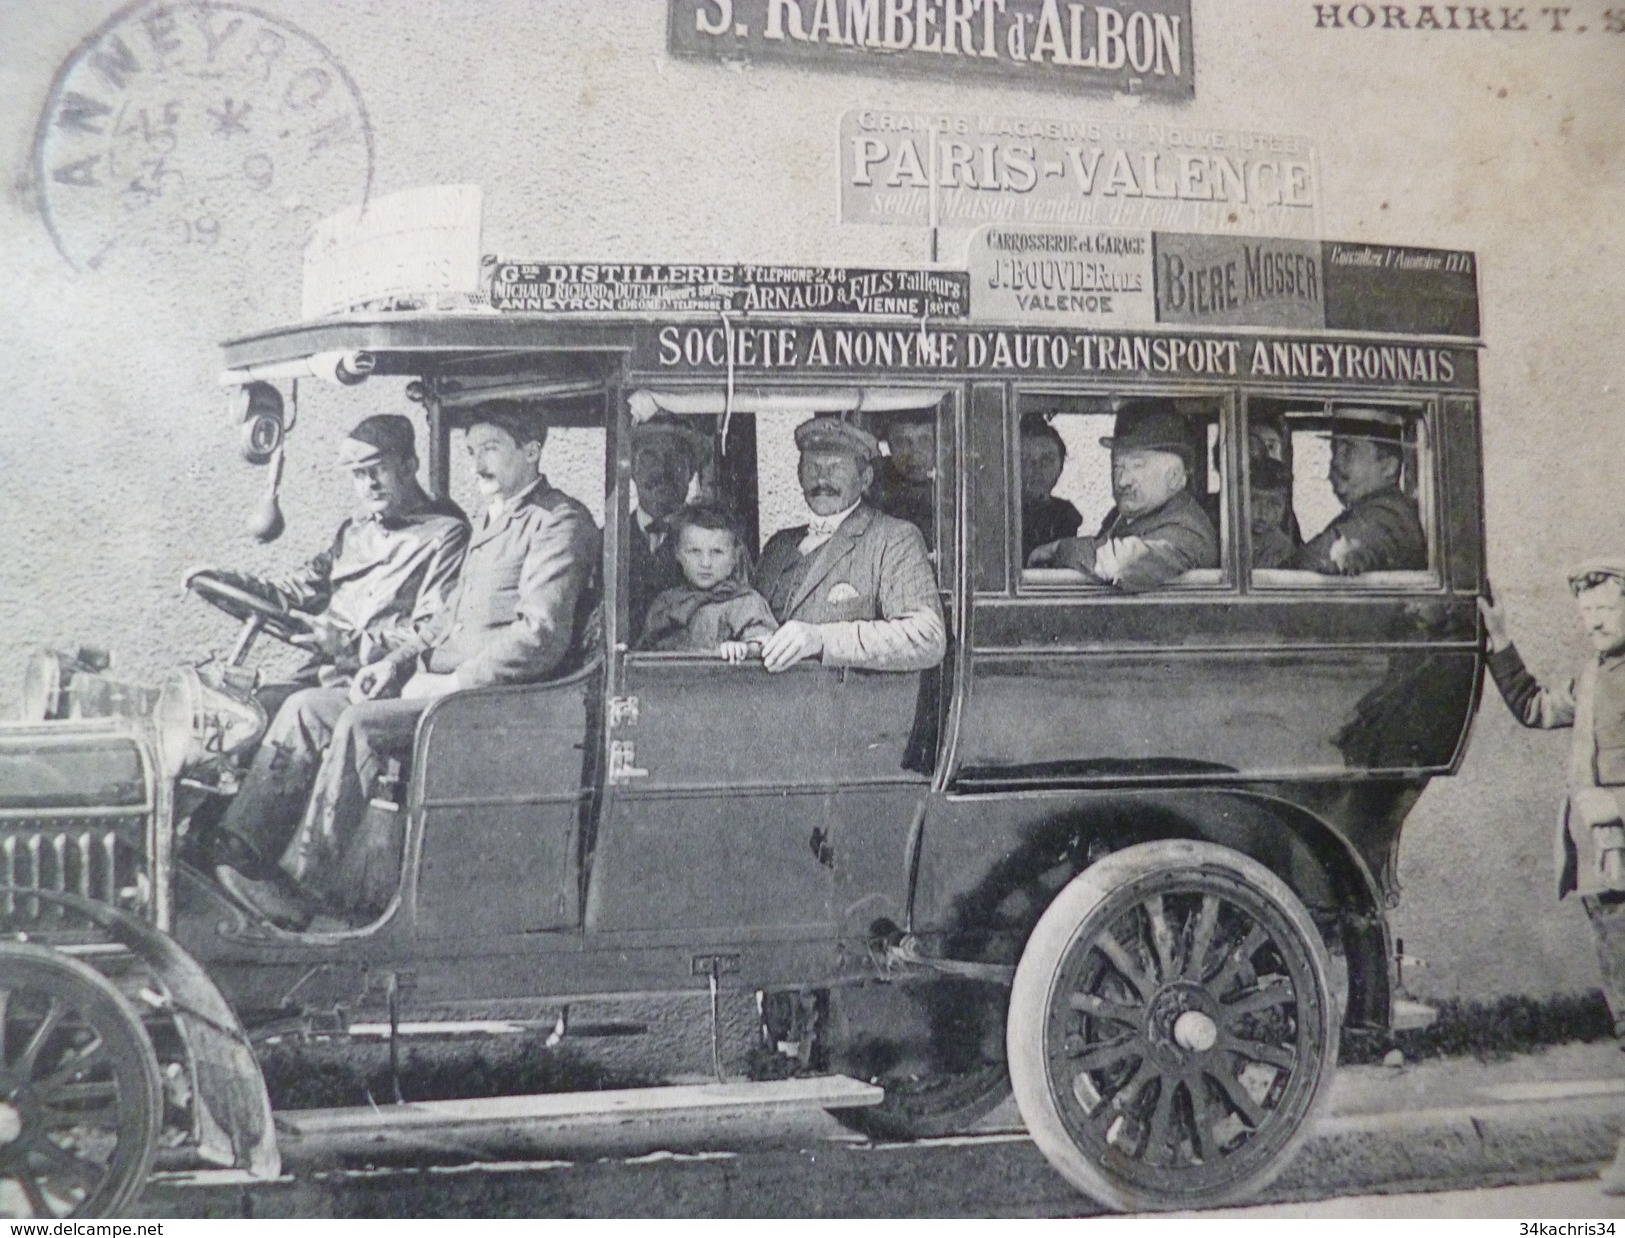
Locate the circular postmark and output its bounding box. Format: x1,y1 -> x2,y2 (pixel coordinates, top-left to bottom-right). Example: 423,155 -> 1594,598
32,1 -> 373,271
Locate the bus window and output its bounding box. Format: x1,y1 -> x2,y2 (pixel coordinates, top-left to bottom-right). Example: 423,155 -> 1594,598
1248,400 -> 1435,587
623,391 -> 949,656
864,410 -> 939,552
1017,394 -> 1227,593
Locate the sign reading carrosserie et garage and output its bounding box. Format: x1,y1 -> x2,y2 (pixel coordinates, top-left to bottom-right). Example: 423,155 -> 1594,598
668,0 -> 1194,98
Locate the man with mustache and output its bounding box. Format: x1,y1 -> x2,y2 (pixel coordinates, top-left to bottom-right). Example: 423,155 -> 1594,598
1480,566 -> 1625,1194
1028,400 -> 1218,592
1293,409 -> 1426,575
203,414 -> 467,881
627,417 -> 707,634
753,417 -> 944,673
215,401 -> 599,929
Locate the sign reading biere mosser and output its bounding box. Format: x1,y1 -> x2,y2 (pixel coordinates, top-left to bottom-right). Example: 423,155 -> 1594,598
668,0 -> 1193,98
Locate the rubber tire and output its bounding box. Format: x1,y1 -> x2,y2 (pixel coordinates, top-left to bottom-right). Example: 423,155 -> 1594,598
1007,840 -> 1338,1213
0,942 -> 163,1218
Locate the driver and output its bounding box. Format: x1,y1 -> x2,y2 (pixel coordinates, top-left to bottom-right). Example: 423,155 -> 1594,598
215,401 -> 599,929
203,414 -> 467,881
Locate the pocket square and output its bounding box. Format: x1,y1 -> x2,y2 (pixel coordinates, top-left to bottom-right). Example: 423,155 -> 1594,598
827,582 -> 860,604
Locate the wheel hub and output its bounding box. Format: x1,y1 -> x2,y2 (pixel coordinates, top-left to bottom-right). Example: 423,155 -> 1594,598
1172,1009 -> 1218,1053
0,1103 -> 22,1147
1144,983 -> 1221,1067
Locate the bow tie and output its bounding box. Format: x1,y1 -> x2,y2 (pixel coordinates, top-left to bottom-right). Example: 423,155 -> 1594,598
806,515 -> 841,540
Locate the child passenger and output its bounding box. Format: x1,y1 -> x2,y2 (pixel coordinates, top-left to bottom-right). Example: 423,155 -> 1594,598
638,502 -> 778,663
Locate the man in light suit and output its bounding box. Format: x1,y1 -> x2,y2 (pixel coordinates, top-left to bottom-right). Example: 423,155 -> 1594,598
216,401 -> 600,928
754,417 -> 945,674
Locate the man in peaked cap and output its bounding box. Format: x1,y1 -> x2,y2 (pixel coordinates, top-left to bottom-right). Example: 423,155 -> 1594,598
753,416 -> 944,673
216,400 -> 599,930
1293,408 -> 1426,575
1480,561 -> 1625,1193
1028,398 -> 1218,592
202,412 -> 468,884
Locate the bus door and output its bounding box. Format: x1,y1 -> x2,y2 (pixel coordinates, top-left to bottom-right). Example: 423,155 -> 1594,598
585,391 -> 952,970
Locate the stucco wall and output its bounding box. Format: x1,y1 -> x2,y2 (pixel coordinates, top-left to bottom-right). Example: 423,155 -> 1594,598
1,0 -> 1620,1002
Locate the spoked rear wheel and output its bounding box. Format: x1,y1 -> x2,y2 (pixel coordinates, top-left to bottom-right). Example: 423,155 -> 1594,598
0,944 -> 162,1218
1007,841 -> 1338,1212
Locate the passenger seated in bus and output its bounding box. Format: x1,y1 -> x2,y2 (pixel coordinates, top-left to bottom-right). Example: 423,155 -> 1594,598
1027,400 -> 1219,592
628,417 -> 708,630
755,417 -> 945,673
1250,457 -> 1297,570
868,411 -> 936,548
1250,414 -> 1302,545
1019,415 -> 1084,563
1293,410 -> 1426,575
638,502 -> 777,662
214,402 -> 600,931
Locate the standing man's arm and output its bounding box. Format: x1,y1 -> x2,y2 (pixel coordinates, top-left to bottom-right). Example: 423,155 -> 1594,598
1478,597 -> 1577,729
453,509 -> 600,689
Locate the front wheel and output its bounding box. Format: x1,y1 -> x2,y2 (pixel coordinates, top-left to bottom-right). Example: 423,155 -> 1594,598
1007,841 -> 1338,1213
0,943 -> 162,1218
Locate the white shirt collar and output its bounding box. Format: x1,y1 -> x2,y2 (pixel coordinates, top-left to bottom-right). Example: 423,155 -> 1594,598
806,499 -> 861,537
798,499 -> 861,554
487,476 -> 544,521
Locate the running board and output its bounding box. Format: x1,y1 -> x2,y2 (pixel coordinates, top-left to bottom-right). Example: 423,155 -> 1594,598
274,1075 -> 883,1141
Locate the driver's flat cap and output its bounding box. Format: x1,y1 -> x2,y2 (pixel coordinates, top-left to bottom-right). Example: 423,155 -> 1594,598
1568,558 -> 1625,593
794,416 -> 879,462
339,414 -> 415,466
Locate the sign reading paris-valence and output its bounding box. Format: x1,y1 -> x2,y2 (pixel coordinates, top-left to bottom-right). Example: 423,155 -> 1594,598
668,0 -> 1194,98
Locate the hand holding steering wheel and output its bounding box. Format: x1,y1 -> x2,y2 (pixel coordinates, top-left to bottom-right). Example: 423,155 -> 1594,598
184,568 -> 317,666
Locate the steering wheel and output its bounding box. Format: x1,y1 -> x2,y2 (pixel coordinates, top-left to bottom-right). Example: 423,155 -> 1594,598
186,571 -> 316,665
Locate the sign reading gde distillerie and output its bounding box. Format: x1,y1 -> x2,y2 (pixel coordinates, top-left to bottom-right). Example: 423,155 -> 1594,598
668,0 -> 1193,98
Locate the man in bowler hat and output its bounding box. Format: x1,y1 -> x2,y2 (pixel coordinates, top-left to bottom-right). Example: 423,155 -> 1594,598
1028,399 -> 1218,592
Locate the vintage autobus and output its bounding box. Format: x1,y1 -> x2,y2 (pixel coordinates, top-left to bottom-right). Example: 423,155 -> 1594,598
0,228 -> 1485,1215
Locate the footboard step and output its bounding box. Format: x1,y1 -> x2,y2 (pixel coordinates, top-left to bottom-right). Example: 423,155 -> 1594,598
274,1075 -> 883,1138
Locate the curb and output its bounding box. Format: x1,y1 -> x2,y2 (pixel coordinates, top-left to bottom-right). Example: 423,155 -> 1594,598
136,1093 -> 1625,1218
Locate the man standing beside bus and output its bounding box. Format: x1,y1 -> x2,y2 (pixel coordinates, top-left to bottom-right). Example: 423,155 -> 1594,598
1480,566 -> 1625,1194
755,417 -> 944,674
1028,399 -> 1218,592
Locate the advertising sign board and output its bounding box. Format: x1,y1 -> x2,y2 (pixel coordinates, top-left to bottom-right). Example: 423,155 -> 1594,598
486,261 -> 970,318
968,225 -> 1155,326
841,109 -> 1319,237
302,185 -> 484,320
668,0 -> 1194,98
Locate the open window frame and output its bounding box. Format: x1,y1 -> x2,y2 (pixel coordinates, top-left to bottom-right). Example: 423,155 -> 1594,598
1012,388 -> 1238,597
1243,394 -> 1442,592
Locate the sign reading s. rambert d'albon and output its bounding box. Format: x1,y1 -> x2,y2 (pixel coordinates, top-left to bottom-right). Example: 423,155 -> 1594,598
668,0 -> 1193,97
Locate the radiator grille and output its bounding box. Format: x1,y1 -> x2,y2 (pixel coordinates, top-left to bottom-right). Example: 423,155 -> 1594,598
0,817 -> 147,923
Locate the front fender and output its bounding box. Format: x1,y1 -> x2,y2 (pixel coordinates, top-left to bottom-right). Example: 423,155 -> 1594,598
4,889 -> 278,1178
